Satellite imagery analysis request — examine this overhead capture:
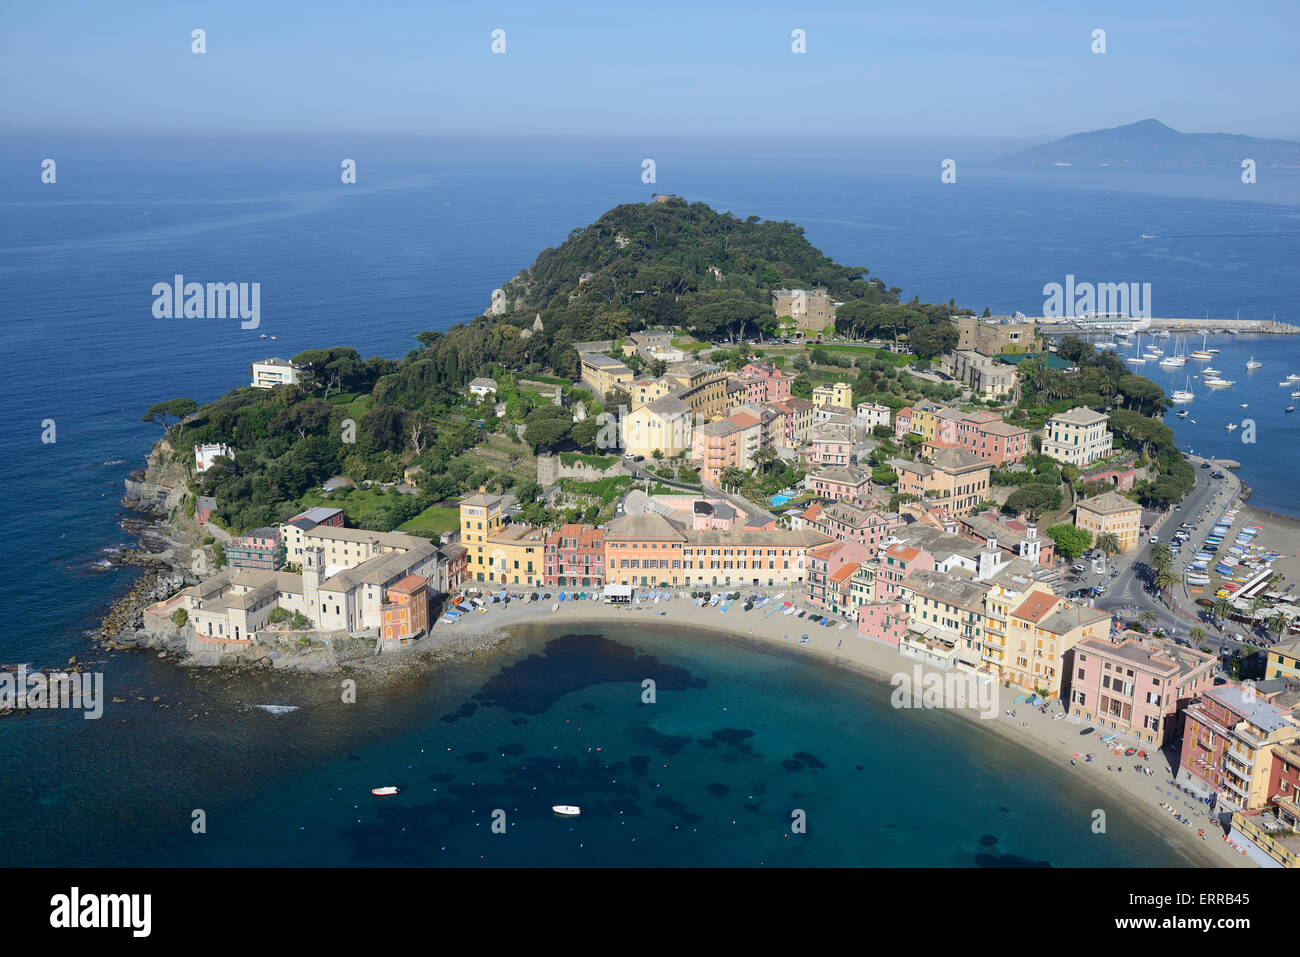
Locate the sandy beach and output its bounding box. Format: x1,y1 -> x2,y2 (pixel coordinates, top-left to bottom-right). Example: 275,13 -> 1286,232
434,591 -> 1252,868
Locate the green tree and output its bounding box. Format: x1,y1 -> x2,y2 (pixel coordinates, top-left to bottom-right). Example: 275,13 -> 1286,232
719,466 -> 747,490
1044,523 -> 1092,560
1095,532 -> 1121,556
170,608 -> 189,628
1149,542 -> 1173,572
1267,612 -> 1291,641
1190,625 -> 1207,645
142,398 -> 198,435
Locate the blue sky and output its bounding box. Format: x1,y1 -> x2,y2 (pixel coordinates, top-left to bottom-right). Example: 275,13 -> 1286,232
3,0 -> 1297,146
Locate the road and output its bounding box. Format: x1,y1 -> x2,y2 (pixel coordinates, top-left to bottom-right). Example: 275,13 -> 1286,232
1090,454 -> 1251,657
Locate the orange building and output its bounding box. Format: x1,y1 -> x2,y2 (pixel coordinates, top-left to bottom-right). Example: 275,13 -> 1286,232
381,575 -> 430,644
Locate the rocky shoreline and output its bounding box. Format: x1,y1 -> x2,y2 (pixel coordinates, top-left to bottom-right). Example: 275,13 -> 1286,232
96,439 -> 505,679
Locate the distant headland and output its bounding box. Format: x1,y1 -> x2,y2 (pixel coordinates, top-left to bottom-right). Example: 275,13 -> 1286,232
1001,119 -> 1300,169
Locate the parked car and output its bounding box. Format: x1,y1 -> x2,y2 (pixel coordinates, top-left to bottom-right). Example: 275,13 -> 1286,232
1149,535 -> 1160,544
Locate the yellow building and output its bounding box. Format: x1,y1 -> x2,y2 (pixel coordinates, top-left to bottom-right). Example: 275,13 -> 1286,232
812,381 -> 853,411
1074,491 -> 1143,552
1042,407 -> 1113,466
482,524 -> 547,586
621,396 -> 693,458
981,566 -> 1055,676
630,377 -> 674,410
903,401 -> 943,442
891,448 -> 992,513
458,490 -> 544,585
899,569 -> 991,664
665,361 -> 729,418
1003,591 -> 1110,697
580,352 -> 634,398
1268,639 -> 1300,680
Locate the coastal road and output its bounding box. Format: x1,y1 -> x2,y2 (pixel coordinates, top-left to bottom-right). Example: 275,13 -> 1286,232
1091,454 -> 1250,656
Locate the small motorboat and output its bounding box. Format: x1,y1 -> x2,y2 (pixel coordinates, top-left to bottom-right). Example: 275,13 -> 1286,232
552,805 -> 581,816
1287,406 -> 1295,413
371,786 -> 400,797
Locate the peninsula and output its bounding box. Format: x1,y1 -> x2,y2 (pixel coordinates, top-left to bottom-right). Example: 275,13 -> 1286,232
104,196 -> 1300,868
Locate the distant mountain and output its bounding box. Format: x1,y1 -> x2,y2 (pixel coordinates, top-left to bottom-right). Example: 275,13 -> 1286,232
1001,119 -> 1300,168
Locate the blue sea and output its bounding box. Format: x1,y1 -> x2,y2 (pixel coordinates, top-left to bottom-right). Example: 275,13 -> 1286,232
1,135 -> 1297,866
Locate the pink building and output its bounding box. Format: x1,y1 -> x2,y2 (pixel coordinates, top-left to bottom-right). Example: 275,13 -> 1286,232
739,363 -> 792,404
927,409 -> 1033,466
806,540 -> 872,610
804,425 -> 853,469
893,407 -> 914,442
1068,633 -> 1217,746
768,397 -> 815,448
544,524 -> 605,587
802,501 -> 903,556
805,465 -> 872,504
854,543 -> 936,645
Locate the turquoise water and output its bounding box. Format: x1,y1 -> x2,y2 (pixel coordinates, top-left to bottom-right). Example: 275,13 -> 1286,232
769,494 -> 793,507
1,141 -> 1296,865
0,622 -> 1200,866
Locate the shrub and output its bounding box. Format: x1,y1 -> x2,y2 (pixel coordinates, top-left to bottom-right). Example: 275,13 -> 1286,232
170,608 -> 188,627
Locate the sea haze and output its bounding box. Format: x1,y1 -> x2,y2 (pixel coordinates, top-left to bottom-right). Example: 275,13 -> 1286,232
0,135 -> 1295,866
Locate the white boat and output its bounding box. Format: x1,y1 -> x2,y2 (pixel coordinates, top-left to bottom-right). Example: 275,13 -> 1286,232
1158,329 -> 1171,338
1292,391 -> 1300,398
1225,423 -> 1238,431
1202,367 -> 1220,376
1205,378 -> 1234,389
552,805 -> 581,816
1288,373 -> 1300,382
1170,376 -> 1195,403
1125,355 -> 1148,365
1246,356 -> 1261,370
1280,381 -> 1292,388
371,786 -> 400,796
1176,410 -> 1189,417
1159,354 -> 1185,368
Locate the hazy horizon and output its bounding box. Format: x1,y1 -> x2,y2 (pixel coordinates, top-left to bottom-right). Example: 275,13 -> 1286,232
3,1 -> 1296,143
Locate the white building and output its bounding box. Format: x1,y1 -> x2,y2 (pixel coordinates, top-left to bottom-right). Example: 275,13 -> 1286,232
856,401 -> 891,430
469,377 -> 498,397
250,358 -> 301,389
195,443 -> 233,473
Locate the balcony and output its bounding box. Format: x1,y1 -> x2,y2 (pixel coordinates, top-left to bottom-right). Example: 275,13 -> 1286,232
1221,775 -> 1251,800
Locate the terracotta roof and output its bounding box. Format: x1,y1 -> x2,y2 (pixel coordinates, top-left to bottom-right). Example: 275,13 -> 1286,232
830,563 -> 859,584
1012,591 -> 1059,623
388,575 -> 428,594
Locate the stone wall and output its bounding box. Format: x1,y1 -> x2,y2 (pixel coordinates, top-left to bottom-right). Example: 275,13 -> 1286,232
537,453 -> 626,486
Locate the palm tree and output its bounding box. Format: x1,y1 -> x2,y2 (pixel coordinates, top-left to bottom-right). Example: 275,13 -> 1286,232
1149,542 -> 1173,573
1190,625 -> 1207,646
1248,595 -> 1267,623
1138,610 -> 1158,630
1095,532 -> 1121,557
1212,595 -> 1234,622
1267,612 -> 1292,641
1155,569 -> 1183,600
753,445 -> 778,476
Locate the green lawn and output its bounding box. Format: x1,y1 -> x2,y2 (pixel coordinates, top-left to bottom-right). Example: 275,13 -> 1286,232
328,390 -> 373,419
398,505 -> 461,537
